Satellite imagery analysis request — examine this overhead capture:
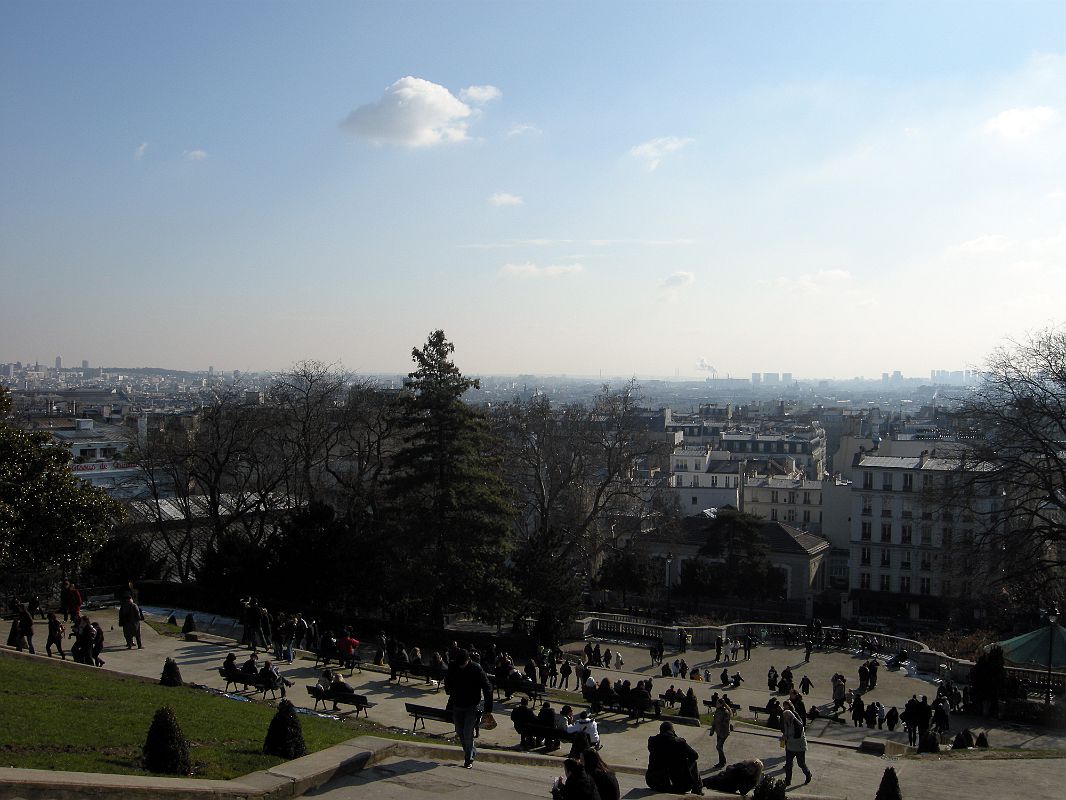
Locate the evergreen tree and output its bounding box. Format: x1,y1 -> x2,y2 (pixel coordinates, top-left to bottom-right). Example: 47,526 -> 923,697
142,706 -> 191,774
875,767 -> 902,800
385,331 -> 513,625
752,776 -> 787,800
0,387 -> 122,574
263,699 -> 307,759
160,657 -> 183,686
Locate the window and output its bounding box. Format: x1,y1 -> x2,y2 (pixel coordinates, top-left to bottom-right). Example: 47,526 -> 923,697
921,525 -> 932,545
691,496 -> 698,505
861,521 -> 872,541
860,547 -> 871,566
942,528 -> 952,548
880,549 -> 891,567
863,472 -> 873,489
903,473 -> 913,492
862,497 -> 873,516
920,554 -> 931,572
803,491 -> 812,505
676,475 -> 685,487
901,551 -> 912,570
786,509 -> 796,523
901,524 -> 912,544
788,491 -> 796,505
919,577 -> 931,595
803,510 -> 811,524
770,490 -> 778,503
882,473 -> 893,491
771,509 -> 778,521
860,573 -> 871,590
710,475 -> 718,487
880,575 -> 891,591
692,475 -> 700,487
900,576 -> 911,593
881,523 -> 892,543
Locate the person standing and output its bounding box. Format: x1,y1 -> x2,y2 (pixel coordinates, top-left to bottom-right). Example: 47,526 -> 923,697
715,635 -> 723,663
780,701 -> 812,786
444,648 -> 494,769
118,595 -> 143,649
799,675 -> 814,695
743,634 -> 752,660
560,658 -> 573,690
711,697 -> 734,768
45,612 -> 66,659
15,602 -> 35,653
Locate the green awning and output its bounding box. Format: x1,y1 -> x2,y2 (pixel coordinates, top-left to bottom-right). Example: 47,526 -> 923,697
996,623 -> 1066,669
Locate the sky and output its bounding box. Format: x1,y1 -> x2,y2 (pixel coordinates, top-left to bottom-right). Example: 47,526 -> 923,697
2,1 -> 1065,380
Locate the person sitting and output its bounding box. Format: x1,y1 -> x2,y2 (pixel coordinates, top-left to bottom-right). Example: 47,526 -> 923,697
721,668 -> 730,686
581,749 -> 620,800
689,667 -> 702,681
336,632 -> 360,669
701,759 -> 764,796
767,667 -> 778,692
646,721 -> 704,795
765,697 -> 783,729
318,631 -> 338,666
679,688 -> 700,718
537,702 -> 564,751
567,710 -> 600,749
329,672 -> 356,711
660,662 -> 673,678
730,672 -> 744,688
629,681 -> 654,719
598,677 -> 618,709
551,757 -> 599,800
663,685 -> 678,707
511,697 -> 538,749
222,653 -> 241,678
317,669 -> 333,692
241,653 -> 259,675
389,641 -> 410,681
257,660 -> 293,695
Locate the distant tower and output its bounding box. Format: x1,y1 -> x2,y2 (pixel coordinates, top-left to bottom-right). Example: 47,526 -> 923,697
782,372 -> 792,383
208,365 -> 215,375
55,355 -> 62,370
751,372 -> 762,385
81,359 -> 89,370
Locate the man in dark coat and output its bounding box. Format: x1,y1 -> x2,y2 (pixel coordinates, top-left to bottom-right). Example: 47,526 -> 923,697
537,701 -> 566,751
512,697 -> 537,749
646,721 -> 703,795
445,648 -> 494,768
118,595 -> 143,649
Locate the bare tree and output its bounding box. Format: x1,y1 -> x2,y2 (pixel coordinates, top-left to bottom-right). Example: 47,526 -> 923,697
944,327 -> 1066,611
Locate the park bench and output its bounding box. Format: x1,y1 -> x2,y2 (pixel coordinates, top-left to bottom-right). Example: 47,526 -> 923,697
405,702 -> 454,730
306,685 -> 375,716
313,647 -> 361,674
406,662 -> 445,689
517,723 -> 590,757
489,675 -> 545,706
703,699 -> 741,714
218,667 -> 283,699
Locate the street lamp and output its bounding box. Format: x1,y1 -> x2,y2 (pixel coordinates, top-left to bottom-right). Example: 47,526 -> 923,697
1047,606 -> 1059,706
665,553 -> 674,617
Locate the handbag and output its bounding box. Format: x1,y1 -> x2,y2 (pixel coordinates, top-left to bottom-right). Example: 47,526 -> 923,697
778,737 -> 785,749
480,712 -> 498,730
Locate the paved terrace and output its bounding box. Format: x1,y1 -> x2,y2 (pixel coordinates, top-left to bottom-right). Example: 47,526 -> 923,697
5,607 -> 1065,799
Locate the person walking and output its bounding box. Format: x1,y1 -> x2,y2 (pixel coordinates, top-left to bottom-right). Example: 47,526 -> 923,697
14,602 -> 35,653
560,659 -> 573,690
780,701 -> 812,786
711,697 -> 734,768
799,675 -> 814,695
45,612 -> 66,659
444,648 -> 494,769
118,595 -> 143,649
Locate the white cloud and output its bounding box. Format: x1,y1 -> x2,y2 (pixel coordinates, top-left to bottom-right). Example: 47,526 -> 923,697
489,192 -> 524,207
341,76 -> 475,147
769,269 -> 852,294
500,262 -> 583,278
134,142 -> 148,160
460,84 -> 501,104
462,237 -> 695,249
183,149 -> 208,161
948,234 -> 1011,255
629,136 -> 694,171
507,122 -> 541,137
1048,190 -> 1066,201
984,106 -> 1057,139
660,271 -> 695,289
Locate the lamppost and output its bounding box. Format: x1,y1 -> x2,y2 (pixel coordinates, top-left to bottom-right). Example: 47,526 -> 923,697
665,553 -> 674,618
1047,606 -> 1059,706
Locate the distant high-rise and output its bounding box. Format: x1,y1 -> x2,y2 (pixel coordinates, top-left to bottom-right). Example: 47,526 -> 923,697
763,372 -> 780,384
751,372 -> 762,385
55,355 -> 62,370
208,365 -> 215,375
81,359 -> 89,370
782,372 -> 793,383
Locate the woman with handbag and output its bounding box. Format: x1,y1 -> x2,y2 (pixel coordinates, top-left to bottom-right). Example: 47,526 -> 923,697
780,701 -> 813,786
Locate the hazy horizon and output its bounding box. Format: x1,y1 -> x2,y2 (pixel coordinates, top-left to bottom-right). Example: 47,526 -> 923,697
3,2 -> 1064,377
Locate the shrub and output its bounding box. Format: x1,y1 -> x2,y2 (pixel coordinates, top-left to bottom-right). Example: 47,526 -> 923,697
975,731 -> 989,748
951,730 -> 974,749
916,730 -> 940,754
182,614 -> 197,635
875,766 -> 902,800
142,706 -> 191,774
752,776 -> 787,800
263,700 -> 307,759
160,657 -> 183,687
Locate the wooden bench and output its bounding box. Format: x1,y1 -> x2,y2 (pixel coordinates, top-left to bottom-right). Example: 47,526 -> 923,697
405,702 -> 454,730
306,685 -> 375,716
518,723 -> 590,757
703,699 -> 741,714
748,704 -> 766,721
489,676 -> 545,706
313,649 -> 361,674
218,667 -> 281,699
406,662 -> 445,689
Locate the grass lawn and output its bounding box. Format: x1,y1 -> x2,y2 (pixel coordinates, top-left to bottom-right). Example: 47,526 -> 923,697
0,652 -> 359,779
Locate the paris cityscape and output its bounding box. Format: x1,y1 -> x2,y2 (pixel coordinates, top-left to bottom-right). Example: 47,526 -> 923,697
2,2 -> 1064,799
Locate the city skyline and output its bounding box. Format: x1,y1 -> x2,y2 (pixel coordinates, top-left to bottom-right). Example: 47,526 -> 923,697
2,2 -> 1065,377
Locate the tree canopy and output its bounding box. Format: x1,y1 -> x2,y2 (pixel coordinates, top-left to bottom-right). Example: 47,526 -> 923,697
0,387 -> 122,575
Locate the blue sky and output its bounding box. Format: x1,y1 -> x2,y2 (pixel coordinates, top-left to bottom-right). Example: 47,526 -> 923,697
2,1 -> 1065,378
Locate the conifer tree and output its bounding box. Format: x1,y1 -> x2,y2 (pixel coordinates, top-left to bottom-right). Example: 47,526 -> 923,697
875,766 -> 902,800
142,706 -> 191,774
263,699 -> 308,759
